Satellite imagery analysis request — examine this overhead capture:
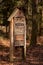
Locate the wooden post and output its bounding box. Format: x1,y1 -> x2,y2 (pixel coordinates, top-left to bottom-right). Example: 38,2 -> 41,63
24,18 -> 26,59
10,18 -> 14,62
22,18 -> 26,60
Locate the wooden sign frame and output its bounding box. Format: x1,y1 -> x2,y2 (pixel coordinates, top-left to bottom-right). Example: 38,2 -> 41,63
8,8 -> 26,62
13,17 -> 26,46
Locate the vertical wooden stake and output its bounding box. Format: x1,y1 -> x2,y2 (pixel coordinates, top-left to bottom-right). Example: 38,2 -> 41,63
24,18 -> 26,59
10,18 -> 13,62
22,18 -> 26,60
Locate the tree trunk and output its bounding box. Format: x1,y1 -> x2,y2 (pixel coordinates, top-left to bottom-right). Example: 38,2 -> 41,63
39,10 -> 42,36
30,0 -> 38,46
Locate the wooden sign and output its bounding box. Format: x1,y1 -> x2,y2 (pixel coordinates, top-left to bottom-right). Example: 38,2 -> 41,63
8,8 -> 26,61
14,17 -> 26,46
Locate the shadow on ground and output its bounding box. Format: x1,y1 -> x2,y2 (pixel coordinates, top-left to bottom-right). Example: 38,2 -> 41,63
0,44 -> 43,65
0,30 -> 43,65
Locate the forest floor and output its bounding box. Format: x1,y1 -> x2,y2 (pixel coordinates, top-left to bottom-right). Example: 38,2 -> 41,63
0,29 -> 43,65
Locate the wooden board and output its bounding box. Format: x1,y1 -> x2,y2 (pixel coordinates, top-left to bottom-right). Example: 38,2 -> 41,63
14,17 -> 25,46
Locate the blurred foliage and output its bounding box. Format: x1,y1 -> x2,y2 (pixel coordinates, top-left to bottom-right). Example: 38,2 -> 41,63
0,0 -> 43,38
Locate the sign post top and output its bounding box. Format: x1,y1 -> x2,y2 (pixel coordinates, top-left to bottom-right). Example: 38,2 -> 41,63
8,8 -> 25,22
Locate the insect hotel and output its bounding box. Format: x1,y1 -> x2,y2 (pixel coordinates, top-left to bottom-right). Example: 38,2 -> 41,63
8,8 -> 26,61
